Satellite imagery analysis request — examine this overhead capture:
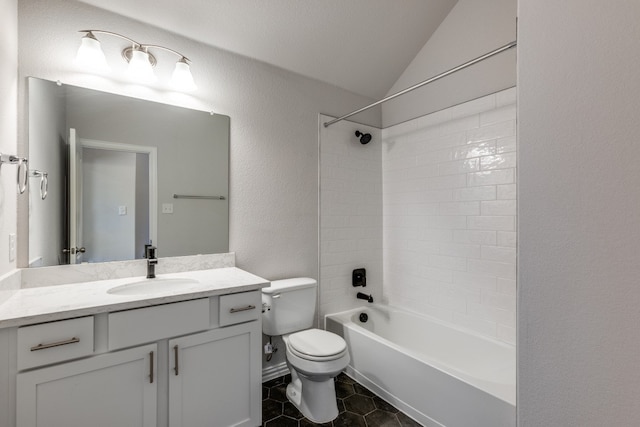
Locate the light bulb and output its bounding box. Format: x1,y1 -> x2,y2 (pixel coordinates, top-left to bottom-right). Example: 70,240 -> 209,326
171,58 -> 197,91
127,48 -> 156,84
75,33 -> 110,73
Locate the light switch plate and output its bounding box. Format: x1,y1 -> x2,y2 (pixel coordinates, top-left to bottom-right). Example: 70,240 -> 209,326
162,203 -> 174,214
118,206 -> 127,215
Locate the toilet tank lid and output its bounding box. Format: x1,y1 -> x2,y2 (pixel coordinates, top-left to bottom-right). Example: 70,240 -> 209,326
262,277 -> 317,294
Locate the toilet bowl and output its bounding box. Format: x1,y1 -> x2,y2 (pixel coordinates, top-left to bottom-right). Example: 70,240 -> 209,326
283,329 -> 350,423
262,278 -> 350,423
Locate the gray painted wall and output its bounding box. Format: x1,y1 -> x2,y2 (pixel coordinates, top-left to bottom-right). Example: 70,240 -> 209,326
518,1 -> 640,425
0,3 -> 18,427
0,5 -> 17,427
382,0 -> 516,127
0,0 -> 18,275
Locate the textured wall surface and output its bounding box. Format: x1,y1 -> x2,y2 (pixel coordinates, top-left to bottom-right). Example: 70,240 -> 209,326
383,88 -> 516,344
0,4 -> 18,427
383,0 -> 516,127
0,0 -> 18,276
16,0 -> 381,282
518,1 -> 640,425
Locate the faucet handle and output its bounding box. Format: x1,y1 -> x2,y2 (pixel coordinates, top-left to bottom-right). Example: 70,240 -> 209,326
352,268 -> 366,287
145,244 -> 157,259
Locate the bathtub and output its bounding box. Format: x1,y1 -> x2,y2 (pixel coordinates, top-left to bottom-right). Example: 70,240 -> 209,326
325,305 -> 515,427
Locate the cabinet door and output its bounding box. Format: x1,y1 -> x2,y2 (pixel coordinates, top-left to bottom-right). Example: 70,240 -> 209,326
17,343 -> 157,427
169,321 -> 261,427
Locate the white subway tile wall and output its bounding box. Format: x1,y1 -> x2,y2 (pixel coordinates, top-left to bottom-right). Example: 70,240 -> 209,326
381,88 -> 516,345
319,115 -> 382,320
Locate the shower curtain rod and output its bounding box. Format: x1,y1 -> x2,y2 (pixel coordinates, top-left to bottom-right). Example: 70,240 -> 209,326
323,40 -> 517,128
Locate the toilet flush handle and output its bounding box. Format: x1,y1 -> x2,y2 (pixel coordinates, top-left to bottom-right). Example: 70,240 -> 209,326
262,293 -> 280,312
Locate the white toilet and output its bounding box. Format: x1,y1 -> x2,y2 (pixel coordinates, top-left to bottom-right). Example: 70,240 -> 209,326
262,278 -> 349,423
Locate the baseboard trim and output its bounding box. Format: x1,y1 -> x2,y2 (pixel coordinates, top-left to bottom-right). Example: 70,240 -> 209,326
262,361 -> 289,383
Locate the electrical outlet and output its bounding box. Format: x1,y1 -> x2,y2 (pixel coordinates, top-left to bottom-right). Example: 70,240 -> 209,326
9,233 -> 16,262
162,203 -> 174,214
118,205 -> 127,215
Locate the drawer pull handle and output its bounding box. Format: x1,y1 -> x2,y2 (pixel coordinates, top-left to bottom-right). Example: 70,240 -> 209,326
30,337 -> 80,351
174,345 -> 179,376
149,351 -> 154,384
229,304 -> 256,313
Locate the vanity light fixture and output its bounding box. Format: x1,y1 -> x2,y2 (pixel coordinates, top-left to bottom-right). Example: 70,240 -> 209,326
126,46 -> 157,84
171,57 -> 197,91
76,30 -> 196,91
75,32 -> 110,73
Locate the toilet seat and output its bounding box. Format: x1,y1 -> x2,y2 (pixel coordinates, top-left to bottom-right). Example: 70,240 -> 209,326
285,344 -> 350,378
287,329 -> 347,362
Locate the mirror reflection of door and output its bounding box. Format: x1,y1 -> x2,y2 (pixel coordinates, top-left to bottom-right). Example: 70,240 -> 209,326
68,128 -> 158,264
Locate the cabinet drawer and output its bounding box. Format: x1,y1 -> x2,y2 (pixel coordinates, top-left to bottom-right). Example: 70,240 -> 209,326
18,316 -> 94,370
219,291 -> 261,326
108,298 -> 210,350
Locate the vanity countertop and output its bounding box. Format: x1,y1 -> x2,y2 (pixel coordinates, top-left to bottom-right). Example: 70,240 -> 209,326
0,267 -> 269,329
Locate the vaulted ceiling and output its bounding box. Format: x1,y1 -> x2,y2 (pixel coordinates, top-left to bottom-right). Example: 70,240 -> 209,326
77,0 -> 458,99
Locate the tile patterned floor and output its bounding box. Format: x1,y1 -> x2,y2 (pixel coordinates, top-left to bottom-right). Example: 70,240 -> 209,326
262,373 -> 423,427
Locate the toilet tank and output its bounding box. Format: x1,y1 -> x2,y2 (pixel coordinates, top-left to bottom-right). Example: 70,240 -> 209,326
262,278 -> 317,336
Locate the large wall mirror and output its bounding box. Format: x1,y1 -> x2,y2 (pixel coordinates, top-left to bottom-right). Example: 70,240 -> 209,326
28,77 -> 229,267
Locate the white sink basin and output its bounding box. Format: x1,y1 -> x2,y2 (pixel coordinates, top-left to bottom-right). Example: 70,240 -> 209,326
107,278 -> 200,296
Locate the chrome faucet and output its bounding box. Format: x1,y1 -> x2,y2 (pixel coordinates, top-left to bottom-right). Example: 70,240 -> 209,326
145,245 -> 157,279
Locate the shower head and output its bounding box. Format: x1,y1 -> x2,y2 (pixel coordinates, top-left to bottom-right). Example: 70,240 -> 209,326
355,130 -> 372,145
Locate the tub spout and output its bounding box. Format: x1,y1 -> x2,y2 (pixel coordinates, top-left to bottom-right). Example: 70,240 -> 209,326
357,292 -> 373,303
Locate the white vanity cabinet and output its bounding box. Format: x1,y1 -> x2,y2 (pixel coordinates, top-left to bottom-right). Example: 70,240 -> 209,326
168,291 -> 262,427
17,344 -> 158,427
9,290 -> 262,427
169,321 -> 261,427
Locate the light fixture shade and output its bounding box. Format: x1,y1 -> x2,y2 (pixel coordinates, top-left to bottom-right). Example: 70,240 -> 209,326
75,34 -> 110,72
127,48 -> 157,84
171,58 -> 197,91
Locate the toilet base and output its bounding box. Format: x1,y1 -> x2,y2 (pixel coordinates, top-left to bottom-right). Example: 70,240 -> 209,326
286,366 -> 339,423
